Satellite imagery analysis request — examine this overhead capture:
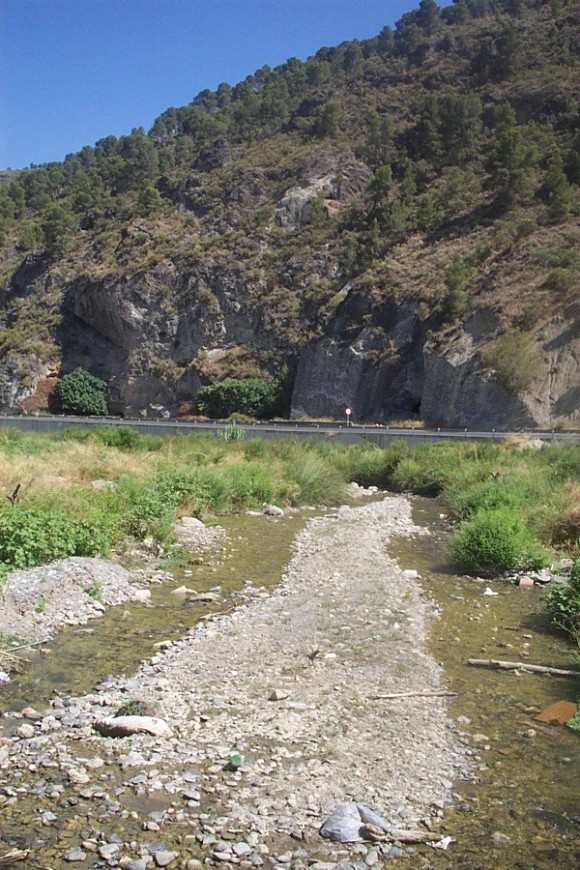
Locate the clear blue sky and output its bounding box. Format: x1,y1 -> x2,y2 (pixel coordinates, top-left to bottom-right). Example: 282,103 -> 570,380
1,0 -> 450,169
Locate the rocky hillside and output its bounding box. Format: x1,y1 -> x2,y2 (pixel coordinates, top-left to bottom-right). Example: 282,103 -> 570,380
0,0 -> 579,427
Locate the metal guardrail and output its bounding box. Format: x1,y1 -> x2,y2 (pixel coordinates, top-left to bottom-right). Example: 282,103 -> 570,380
0,414 -> 578,446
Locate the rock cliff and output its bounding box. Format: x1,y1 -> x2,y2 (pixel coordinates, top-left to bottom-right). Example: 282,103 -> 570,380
1,0 -> 579,427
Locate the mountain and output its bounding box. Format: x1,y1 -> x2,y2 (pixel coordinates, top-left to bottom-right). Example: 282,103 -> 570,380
0,0 -> 579,427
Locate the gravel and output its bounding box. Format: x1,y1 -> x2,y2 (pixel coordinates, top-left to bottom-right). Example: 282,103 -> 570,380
0,495 -> 470,867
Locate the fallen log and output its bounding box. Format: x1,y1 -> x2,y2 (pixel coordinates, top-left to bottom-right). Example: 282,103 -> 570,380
468,658 -> 579,678
371,691 -> 458,700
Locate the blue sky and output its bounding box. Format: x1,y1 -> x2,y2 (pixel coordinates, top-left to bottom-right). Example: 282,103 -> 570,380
1,1 -> 450,169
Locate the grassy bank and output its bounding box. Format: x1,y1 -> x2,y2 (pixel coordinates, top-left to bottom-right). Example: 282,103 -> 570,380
0,426 -> 577,579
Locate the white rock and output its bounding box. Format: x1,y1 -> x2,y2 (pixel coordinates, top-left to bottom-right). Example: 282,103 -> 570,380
264,505 -> 284,517
132,589 -> 152,603
179,517 -> 205,530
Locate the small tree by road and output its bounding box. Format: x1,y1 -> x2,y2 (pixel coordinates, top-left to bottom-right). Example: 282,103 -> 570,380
53,368 -> 108,416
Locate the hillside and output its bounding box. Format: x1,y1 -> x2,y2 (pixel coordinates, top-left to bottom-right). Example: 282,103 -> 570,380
0,0 -> 579,427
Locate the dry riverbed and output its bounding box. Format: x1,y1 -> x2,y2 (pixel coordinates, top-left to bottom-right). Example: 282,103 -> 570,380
0,496 -> 471,869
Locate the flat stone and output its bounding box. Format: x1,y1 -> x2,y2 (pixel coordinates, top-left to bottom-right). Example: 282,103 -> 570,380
98,843 -> 121,860
535,700 -> 578,725
233,843 -> 252,857
63,847 -> 87,862
154,852 -> 178,868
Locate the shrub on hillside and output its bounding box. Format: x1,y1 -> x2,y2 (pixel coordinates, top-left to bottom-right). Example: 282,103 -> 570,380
483,330 -> 542,393
53,368 -> 108,416
451,505 -> 548,575
196,377 -> 284,419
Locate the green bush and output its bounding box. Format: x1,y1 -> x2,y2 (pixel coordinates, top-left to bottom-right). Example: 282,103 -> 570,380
197,377 -> 284,419
451,506 -> 548,575
545,558 -> 580,647
53,368 -> 108,416
0,505 -> 110,574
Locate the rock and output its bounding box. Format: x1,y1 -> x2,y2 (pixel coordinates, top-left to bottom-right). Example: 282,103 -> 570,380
126,860 -> 152,870
98,843 -> 121,860
93,716 -> 173,738
264,504 -> 284,517
179,517 -> 205,530
233,843 -> 252,857
518,577 -> 534,588
491,831 -> 512,847
483,587 -> 498,597
16,723 -> 35,739
63,847 -> 87,862
153,852 -> 178,868
403,569 -> 418,579
0,670 -> 10,683
67,766 -> 91,785
132,589 -> 152,603
268,689 -> 290,701
535,700 -> 578,725
190,591 -> 221,602
320,803 -> 392,843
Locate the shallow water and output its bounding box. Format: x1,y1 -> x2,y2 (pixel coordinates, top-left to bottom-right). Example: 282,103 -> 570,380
1,499 -> 579,868
1,512 -> 310,712
389,498 -> 580,870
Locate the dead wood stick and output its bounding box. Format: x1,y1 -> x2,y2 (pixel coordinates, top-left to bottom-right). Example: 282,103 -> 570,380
0,650 -> 21,662
389,830 -> 439,844
516,718 -> 563,738
0,850 -> 31,866
468,658 -> 579,678
4,638 -> 51,652
199,606 -> 235,621
371,691 -> 459,700
360,824 -> 436,844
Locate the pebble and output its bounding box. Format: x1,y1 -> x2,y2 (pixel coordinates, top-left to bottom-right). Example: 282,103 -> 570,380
63,847 -> 87,862
154,852 -> 178,867
0,498 -> 471,869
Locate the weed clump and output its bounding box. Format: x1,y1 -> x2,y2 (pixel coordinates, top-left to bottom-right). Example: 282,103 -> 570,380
545,558 -> 580,648
451,506 -> 549,575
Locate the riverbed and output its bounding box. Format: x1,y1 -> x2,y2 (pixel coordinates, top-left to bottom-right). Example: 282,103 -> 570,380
0,496 -> 579,869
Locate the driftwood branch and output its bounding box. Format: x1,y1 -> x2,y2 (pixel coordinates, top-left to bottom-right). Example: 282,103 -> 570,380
4,638 -> 51,652
199,606 -> 235,622
371,691 -> 458,700
360,824 -> 437,844
468,658 -> 579,678
0,850 -> 31,867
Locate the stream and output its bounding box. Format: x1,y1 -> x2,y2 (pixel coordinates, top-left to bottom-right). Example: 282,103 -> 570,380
1,498 -> 579,868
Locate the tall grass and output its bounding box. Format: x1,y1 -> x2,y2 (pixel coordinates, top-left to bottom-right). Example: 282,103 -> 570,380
0,426 -> 577,580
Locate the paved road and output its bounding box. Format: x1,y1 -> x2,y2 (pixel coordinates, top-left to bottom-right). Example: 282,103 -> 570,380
0,414 -> 578,445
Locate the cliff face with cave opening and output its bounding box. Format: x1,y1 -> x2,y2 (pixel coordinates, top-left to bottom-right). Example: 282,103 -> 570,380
1,0 -> 579,427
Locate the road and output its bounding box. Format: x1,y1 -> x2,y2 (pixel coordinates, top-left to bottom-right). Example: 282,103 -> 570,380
0,414 -> 578,446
